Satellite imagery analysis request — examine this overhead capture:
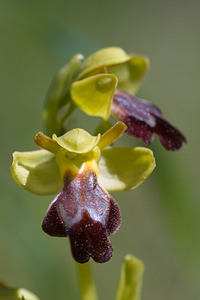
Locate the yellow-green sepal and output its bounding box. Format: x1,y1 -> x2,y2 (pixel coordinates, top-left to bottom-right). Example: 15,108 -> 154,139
71,73 -> 118,119
109,55 -> 149,95
53,128 -> 101,154
115,254 -> 144,300
78,47 -> 131,79
98,147 -> 155,192
11,150 -> 62,195
77,47 -> 149,96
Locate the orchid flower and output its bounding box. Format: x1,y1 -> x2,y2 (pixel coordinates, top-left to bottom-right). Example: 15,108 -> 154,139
44,47 -> 186,150
44,47 -> 149,135
11,122 -> 155,263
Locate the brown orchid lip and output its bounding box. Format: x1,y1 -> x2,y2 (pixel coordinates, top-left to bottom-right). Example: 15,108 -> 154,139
112,90 -> 187,151
42,168 -> 121,263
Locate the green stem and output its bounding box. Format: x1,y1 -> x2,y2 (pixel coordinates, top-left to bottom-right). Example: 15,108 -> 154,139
76,262 -> 98,300
43,54 -> 83,136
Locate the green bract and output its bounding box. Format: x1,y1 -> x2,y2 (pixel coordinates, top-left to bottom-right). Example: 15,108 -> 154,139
11,123 -> 155,196
43,54 -> 84,136
0,283 -> 39,300
115,254 -> 144,300
44,47 -> 149,136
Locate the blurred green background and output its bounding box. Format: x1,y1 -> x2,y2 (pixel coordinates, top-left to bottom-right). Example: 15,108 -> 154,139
0,0 -> 199,299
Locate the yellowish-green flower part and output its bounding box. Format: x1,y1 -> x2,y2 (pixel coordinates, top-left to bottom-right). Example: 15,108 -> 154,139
70,73 -> 118,120
71,47 -> 148,121
77,47 -> 149,94
44,47 -> 149,136
115,254 -> 144,300
11,122 -> 155,196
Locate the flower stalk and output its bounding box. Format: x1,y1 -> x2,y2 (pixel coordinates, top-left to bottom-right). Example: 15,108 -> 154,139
77,262 -> 98,300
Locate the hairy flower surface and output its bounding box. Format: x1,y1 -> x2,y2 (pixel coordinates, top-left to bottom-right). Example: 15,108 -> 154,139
11,123 -> 155,263
112,90 -> 187,150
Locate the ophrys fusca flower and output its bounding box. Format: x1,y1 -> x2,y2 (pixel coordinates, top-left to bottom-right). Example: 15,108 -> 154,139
11,122 -> 155,263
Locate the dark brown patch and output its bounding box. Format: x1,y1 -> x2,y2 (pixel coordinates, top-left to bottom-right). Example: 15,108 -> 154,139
68,210 -> 114,263
112,90 -> 187,151
42,200 -> 67,237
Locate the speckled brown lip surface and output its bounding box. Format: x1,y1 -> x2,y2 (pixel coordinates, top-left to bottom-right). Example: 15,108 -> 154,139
42,169 -> 121,263
112,90 -> 187,151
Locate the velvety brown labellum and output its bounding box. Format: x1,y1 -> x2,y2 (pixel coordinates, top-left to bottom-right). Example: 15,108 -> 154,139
42,168 -> 121,263
112,90 -> 187,151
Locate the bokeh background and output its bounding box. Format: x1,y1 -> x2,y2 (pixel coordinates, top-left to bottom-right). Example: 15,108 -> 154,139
0,0 -> 199,299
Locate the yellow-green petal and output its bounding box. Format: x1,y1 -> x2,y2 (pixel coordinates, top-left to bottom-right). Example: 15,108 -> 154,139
11,150 -> 62,195
108,55 -> 149,95
34,132 -> 61,153
53,129 -> 101,153
71,74 -> 118,120
78,47 -> 130,79
98,121 -> 127,150
98,147 -> 155,192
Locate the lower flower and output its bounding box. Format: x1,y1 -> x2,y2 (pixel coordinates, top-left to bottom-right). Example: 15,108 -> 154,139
11,124 -> 155,263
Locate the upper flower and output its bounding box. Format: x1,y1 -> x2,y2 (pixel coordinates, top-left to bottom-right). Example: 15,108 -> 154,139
44,47 -> 149,135
43,46 -> 186,151
11,122 -> 155,263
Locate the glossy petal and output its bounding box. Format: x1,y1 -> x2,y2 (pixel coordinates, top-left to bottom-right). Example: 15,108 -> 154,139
109,55 -> 149,95
78,47 -> 130,79
42,168 -> 121,263
98,147 -> 155,192
11,150 -> 62,195
112,90 -> 187,150
53,128 -> 101,153
71,74 -> 118,119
